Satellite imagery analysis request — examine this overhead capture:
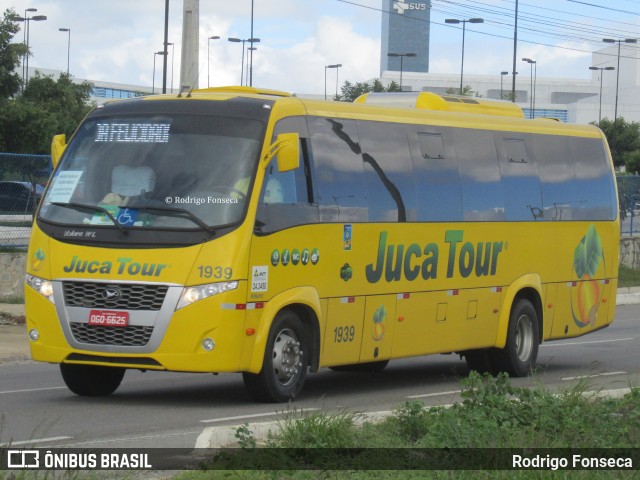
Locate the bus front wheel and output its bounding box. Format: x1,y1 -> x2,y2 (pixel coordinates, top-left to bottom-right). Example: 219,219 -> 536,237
60,364 -> 125,396
243,310 -> 309,402
491,298 -> 539,377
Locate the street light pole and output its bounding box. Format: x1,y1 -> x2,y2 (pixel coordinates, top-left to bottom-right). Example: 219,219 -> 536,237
167,42 -> 175,93
246,47 -> 257,86
603,38 -> 637,122
152,51 -> 166,94
207,35 -> 220,87
228,38 -> 260,86
522,58 -> 536,118
500,71 -> 508,99
589,66 -> 615,123
445,17 -> 484,94
324,64 -> 342,100
59,28 -> 70,75
15,11 -> 47,88
387,52 -> 416,91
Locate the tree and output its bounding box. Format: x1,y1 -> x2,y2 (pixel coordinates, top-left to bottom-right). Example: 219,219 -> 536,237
0,73 -> 94,153
0,8 -> 25,99
593,117 -> 640,169
445,85 -> 481,97
336,79 -> 402,102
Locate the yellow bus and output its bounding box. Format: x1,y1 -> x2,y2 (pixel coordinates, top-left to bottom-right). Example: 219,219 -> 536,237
26,87 -> 619,402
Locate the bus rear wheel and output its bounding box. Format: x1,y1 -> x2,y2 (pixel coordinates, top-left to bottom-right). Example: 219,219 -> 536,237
491,298 -> 539,377
60,363 -> 125,396
243,310 -> 309,403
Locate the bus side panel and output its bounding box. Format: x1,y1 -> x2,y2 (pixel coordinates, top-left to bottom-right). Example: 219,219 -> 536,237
359,295 -> 397,363
549,279 -> 613,339
392,287 -> 502,358
321,297 -> 365,367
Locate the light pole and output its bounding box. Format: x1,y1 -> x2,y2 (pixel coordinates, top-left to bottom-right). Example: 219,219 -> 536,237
445,17 -> 483,94
589,66 -> 615,123
324,64 -> 342,100
228,38 -> 260,86
167,42 -> 175,93
15,11 -> 47,89
152,51 -> 166,94
246,47 -> 257,86
59,28 -> 70,75
522,58 -> 536,118
603,38 -> 637,122
500,71 -> 508,99
207,36 -> 220,87
387,53 -> 416,91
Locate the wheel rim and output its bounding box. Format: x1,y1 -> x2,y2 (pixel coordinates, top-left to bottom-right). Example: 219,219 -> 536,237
272,328 -> 303,387
515,313 -> 534,362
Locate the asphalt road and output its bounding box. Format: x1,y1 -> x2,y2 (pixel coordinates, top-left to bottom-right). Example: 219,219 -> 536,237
1,305 -> 638,449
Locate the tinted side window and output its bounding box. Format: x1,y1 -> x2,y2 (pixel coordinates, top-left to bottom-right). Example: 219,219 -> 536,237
308,117 -> 368,222
497,136 -> 543,221
357,121 -> 416,222
535,135 -> 615,221
571,137 -> 617,220
454,129 -> 504,221
409,128 -> 463,222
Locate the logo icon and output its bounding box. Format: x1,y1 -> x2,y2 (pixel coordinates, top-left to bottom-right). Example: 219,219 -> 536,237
32,248 -> 45,271
271,249 -> 280,266
393,1 -> 408,14
7,450 -> 40,468
102,288 -> 121,301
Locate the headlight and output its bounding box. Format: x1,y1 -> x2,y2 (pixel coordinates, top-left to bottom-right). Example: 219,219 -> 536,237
25,274 -> 55,303
176,281 -> 238,310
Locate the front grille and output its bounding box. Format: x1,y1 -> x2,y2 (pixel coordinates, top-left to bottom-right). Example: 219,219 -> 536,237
70,322 -> 154,346
63,281 -> 168,310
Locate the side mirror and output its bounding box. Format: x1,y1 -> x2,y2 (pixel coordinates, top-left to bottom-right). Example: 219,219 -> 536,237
265,133 -> 300,173
51,134 -> 67,168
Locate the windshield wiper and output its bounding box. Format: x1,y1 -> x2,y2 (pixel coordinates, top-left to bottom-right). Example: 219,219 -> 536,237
51,201 -> 128,234
123,204 -> 217,234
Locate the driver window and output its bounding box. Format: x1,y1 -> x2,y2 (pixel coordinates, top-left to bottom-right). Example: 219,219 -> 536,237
256,146 -> 318,233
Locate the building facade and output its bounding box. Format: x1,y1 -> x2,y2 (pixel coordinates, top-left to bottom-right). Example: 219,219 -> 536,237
380,0 -> 431,75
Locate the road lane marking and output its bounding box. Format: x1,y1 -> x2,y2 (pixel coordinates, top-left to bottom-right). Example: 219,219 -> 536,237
407,390 -> 461,399
1,436 -> 73,447
0,386 -> 67,395
199,408 -> 319,424
561,371 -> 628,381
541,338 -> 634,347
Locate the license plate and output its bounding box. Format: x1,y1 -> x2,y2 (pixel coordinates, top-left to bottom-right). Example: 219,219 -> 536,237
88,310 -> 129,327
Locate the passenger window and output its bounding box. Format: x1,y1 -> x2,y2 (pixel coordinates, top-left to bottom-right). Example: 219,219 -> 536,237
358,121 -> 416,222
409,127 -> 463,222
308,117 -> 368,222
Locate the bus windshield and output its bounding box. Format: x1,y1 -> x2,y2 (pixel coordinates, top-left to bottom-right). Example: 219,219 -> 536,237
39,112 -> 265,239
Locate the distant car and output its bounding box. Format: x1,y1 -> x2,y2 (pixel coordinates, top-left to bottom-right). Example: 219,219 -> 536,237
0,181 -> 45,213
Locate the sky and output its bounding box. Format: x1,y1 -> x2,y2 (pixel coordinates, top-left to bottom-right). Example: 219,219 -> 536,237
3,0 -> 640,95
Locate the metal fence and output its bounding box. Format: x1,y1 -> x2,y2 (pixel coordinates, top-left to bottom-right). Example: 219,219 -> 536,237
0,153 -> 51,249
1,152 -> 640,248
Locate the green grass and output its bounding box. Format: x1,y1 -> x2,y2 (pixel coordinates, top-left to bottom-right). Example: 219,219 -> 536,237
618,264 -> 640,288
178,373 -> 640,479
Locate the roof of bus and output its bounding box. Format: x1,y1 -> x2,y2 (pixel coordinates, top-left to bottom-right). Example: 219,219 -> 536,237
139,86 -> 604,139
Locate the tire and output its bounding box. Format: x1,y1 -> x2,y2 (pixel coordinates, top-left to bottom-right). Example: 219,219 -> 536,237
243,310 -> 309,403
464,349 -> 494,374
491,298 -> 539,377
329,360 -> 389,372
60,363 -> 125,396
